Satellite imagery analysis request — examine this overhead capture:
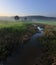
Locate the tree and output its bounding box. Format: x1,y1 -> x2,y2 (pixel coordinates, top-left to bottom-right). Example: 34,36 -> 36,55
24,17 -> 27,20
14,16 -> 19,20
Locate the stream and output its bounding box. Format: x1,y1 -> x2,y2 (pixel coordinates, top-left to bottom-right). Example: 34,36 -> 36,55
1,29 -> 44,65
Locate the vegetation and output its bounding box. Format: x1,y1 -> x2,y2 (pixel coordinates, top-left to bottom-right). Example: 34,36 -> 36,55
0,21 -> 56,65
36,20 -> 56,26
0,22 -> 37,62
38,25 -> 56,65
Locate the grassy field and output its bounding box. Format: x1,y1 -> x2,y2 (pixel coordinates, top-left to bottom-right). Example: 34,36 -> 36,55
0,20 -> 56,31
36,20 -> 56,25
0,20 -> 56,28
0,21 -> 24,28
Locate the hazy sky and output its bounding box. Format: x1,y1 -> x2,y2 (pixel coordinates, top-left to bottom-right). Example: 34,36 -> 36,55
0,0 -> 56,17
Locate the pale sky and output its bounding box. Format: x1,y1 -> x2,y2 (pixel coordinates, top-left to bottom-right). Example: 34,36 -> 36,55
0,0 -> 56,17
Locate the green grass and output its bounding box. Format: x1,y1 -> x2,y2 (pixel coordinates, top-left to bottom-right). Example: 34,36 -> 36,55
0,20 -> 56,27
0,20 -> 56,30
33,20 -> 56,25
0,21 -> 24,28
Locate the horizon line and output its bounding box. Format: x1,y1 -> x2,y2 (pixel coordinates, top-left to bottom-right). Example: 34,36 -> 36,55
0,15 -> 56,17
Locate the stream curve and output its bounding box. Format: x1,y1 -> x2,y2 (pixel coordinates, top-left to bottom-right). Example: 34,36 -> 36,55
3,29 -> 44,65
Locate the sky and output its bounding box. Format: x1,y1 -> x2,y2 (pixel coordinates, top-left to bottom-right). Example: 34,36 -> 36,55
0,0 -> 56,17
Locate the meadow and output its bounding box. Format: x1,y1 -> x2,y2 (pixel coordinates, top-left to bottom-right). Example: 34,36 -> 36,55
0,20 -> 56,65
36,20 -> 56,26
0,20 -> 56,28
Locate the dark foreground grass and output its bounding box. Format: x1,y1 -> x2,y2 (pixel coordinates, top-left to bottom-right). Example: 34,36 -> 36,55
38,27 -> 56,65
0,27 -> 26,61
0,22 -> 37,62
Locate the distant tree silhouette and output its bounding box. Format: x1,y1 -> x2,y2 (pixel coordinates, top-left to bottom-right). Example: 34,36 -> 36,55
24,17 -> 27,20
14,16 -> 19,20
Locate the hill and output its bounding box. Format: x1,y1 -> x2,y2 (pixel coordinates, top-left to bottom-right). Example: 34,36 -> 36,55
0,16 -> 56,21
24,16 -> 56,20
